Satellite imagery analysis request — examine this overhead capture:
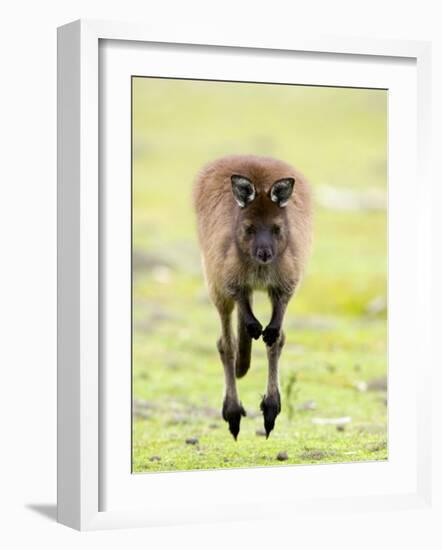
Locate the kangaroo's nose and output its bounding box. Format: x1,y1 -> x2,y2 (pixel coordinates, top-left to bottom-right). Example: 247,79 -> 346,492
256,247 -> 273,264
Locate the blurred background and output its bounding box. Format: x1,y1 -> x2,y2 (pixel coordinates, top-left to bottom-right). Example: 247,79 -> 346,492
132,77 -> 387,472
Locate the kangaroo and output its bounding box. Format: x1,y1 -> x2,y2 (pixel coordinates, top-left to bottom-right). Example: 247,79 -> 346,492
193,155 -> 312,439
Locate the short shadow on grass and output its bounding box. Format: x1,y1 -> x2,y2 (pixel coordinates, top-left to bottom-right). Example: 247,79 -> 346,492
26,503 -> 57,522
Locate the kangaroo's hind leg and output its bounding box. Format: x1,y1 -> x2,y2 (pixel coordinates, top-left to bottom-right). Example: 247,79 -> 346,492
235,290 -> 260,379
260,288 -> 290,437
215,296 -> 246,439
261,331 -> 285,437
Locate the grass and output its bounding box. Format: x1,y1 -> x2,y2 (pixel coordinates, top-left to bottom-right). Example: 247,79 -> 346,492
131,77 -> 387,473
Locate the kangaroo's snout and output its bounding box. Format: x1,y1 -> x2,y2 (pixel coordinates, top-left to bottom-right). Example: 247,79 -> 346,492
255,246 -> 274,264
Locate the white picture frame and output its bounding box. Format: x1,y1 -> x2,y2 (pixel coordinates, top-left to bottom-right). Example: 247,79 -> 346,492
57,19 -> 433,531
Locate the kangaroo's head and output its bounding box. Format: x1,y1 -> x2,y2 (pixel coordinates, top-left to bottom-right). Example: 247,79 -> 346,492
231,174 -> 295,265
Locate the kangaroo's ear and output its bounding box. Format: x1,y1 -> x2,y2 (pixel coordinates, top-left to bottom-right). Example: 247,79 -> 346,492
231,175 -> 256,208
269,177 -> 295,207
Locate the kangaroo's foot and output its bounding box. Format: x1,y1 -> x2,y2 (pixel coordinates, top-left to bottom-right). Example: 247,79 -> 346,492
222,397 -> 246,440
245,319 -> 263,340
260,391 -> 281,438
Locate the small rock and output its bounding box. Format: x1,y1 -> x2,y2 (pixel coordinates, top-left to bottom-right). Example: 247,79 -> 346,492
336,424 -> 345,432
276,451 -> 288,461
185,437 -> 199,445
149,455 -> 161,462
255,428 -> 267,437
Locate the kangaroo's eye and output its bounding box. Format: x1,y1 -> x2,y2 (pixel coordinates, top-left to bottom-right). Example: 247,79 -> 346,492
272,224 -> 281,235
245,225 -> 256,236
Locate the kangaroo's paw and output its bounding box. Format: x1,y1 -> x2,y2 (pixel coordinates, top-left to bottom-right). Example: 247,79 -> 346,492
260,392 -> 281,438
222,398 -> 247,440
245,319 -> 263,340
262,325 -> 280,347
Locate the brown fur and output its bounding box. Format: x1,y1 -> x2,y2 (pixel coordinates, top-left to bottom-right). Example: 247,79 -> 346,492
193,154 -> 313,438
194,155 -> 312,299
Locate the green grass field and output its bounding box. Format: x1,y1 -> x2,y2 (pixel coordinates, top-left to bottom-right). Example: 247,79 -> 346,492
132,78 -> 387,473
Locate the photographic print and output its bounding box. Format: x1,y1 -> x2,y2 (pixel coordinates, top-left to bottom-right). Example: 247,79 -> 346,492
131,77 -> 387,473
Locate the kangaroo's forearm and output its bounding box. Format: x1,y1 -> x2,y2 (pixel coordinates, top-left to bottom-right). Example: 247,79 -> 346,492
268,288 -> 291,329
228,286 -> 256,323
231,287 -> 263,340
237,296 -> 259,325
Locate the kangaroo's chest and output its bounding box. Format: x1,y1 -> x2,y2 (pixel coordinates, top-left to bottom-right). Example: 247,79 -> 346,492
244,264 -> 276,290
